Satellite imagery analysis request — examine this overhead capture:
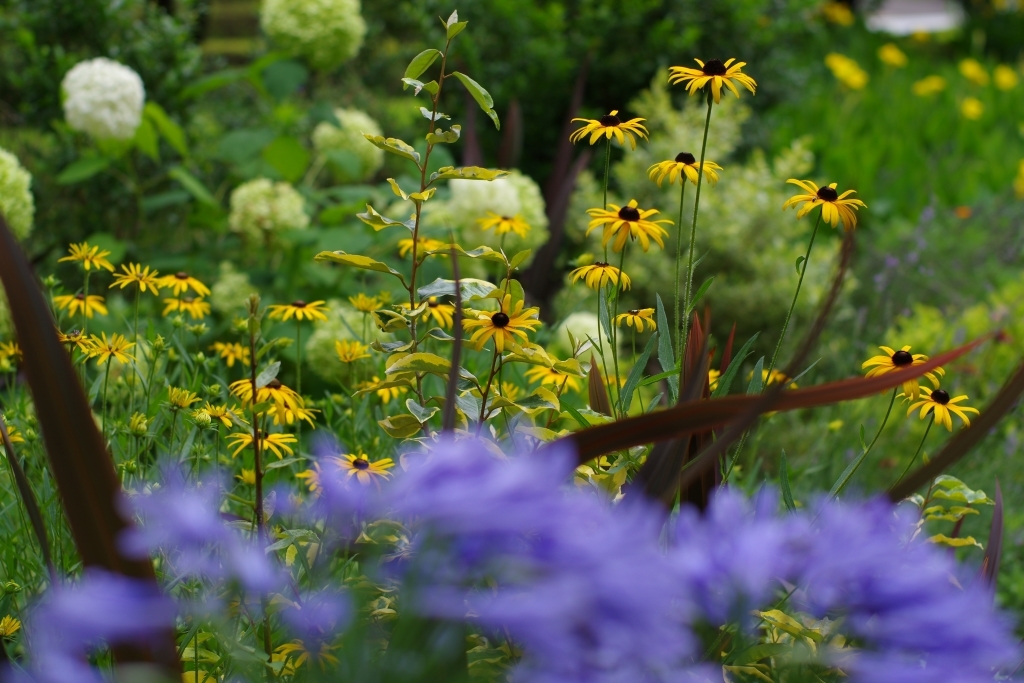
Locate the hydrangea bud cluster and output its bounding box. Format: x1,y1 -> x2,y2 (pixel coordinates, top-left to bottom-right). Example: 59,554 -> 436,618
60,58 -> 145,141
260,0 -> 367,71
311,107 -> 384,182
228,178 -> 309,241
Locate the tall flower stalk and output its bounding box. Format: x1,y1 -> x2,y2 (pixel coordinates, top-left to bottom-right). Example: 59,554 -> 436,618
679,95 -> 714,370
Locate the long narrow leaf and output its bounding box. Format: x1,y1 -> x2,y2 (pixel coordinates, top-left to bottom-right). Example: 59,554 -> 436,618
655,294 -> 678,401
620,332 -> 658,413
711,333 -> 758,398
0,417 -> 55,580
780,450 -> 796,512
587,353 -> 612,416
981,481 -> 1003,591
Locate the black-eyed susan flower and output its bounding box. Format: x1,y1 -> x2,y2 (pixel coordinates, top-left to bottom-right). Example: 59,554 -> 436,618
348,293 -> 380,312
57,329 -> 92,352
524,365 -> 582,393
268,300 -> 328,322
210,341 -> 250,368
270,400 -> 318,428
167,386 -> 201,410
229,377 -> 303,410
995,65 -> 1018,91
783,179 -> 866,231
87,333 -> 135,365
463,294 -> 542,352
569,262 -> 630,291
586,199 -> 671,253
912,75 -> 946,97
158,271 -> 211,297
0,341 -> 22,363
906,382 -> 979,431
1,416 -> 24,446
668,59 -> 757,103
128,412 -> 149,436
614,308 -> 656,332
500,381 -> 522,402
227,430 -> 297,459
295,464 -> 324,495
109,263 -> 161,295
570,110 -> 648,149
274,638 -> 341,672
824,53 -> 868,89
708,368 -> 721,392
204,402 -> 246,428
878,43 -> 907,68
862,345 -> 943,400
477,212 -> 531,238
0,615 -> 21,638
163,296 -> 210,320
59,242 -> 115,272
335,339 -> 371,363
335,453 -> 394,485
648,152 -> 723,187
397,237 -> 445,259
54,293 -> 108,318
752,368 -> 797,388
359,377 -> 407,404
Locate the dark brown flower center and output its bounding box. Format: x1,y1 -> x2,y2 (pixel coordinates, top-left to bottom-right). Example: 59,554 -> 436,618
292,300 -> 306,307
353,458 -> 370,470
931,389 -> 950,405
267,379 -> 283,389
702,59 -> 727,76
599,113 -> 621,127
491,312 -> 511,328
891,350 -> 913,366
175,272 -> 189,280
675,152 -> 697,164
817,186 -> 839,202
75,293 -> 85,300
501,216 -> 512,221
594,261 -> 610,268
618,205 -> 641,221
428,300 -> 439,308
628,309 -> 640,315
183,297 -> 195,304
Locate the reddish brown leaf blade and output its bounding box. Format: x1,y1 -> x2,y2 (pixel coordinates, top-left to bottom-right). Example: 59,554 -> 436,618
889,356 -> 1024,501
981,481 -> 1004,591
564,337 -> 987,463
588,353 -> 613,416
720,322 -> 737,373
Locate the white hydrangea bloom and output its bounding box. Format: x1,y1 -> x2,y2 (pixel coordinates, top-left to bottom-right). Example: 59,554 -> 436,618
304,301 -> 389,382
209,262 -> 258,315
0,146 -> 35,240
311,108 -> 384,182
260,0 -> 367,71
228,178 -> 310,240
61,58 -> 145,141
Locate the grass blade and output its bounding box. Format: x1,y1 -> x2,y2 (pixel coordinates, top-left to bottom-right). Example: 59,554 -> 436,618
981,480 -> 1003,591
780,449 -> 796,512
655,294 -> 678,401
620,332 -> 658,413
711,333 -> 758,398
0,417 -> 56,580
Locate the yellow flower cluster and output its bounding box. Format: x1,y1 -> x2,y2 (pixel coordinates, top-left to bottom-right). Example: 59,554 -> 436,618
824,53 -> 868,90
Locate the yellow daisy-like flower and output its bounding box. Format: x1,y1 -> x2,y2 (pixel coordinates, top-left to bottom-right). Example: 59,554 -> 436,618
401,298 -> 456,329
912,75 -> 946,97
237,468 -> 256,485
336,339 -> 371,363
227,430 -> 297,459
58,242 -> 115,272
751,368 -> 797,388
270,400 -> 318,428
87,333 -> 135,365
0,615 -> 21,638
994,64 -> 1018,91
647,152 -> 722,187
906,381 -> 979,431
614,308 -> 656,332
668,58 -> 757,103
862,345 -> 943,401
477,212 -> 531,238
335,453 -> 394,485
54,293 -> 108,318
463,294 -> 542,352
877,43 -> 907,68
348,293 -> 381,312
204,402 -> 246,428
57,329 -> 92,353
959,58 -> 989,86
0,341 -> 22,362
229,377 -> 303,410
210,341 -> 250,368
109,263 -> 161,295
569,262 -> 630,291
295,464 -> 324,495
821,1 -> 854,25
163,296 -> 211,320
586,199 -> 671,252
708,368 -> 721,392
397,236 -> 446,259
782,179 -> 866,231
824,53 -> 869,90
268,300 -> 329,322
569,110 -> 649,149
500,381 -> 521,402
960,97 -> 984,120
167,386 -> 201,410
158,271 -> 211,297
524,365 -> 582,393
275,639 -> 340,671
1,416 -> 24,445
359,376 -> 407,404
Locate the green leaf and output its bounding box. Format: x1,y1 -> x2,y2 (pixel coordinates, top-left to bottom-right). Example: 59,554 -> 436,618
167,166 -> 218,206
419,107 -> 451,122
780,450 -> 796,512
417,277 -> 496,300
509,249 -> 532,271
261,136 -> 310,183
364,134 -> 421,164
429,165 -> 509,183
405,399 -> 439,423
795,255 -> 806,273
447,21 -> 468,40
426,125 -> 462,145
620,332 -> 658,413
404,49 -> 442,80
561,402 -> 591,430
685,276 -> 715,316
746,357 -> 765,394
655,294 -> 678,401
133,118 -> 159,162
144,102 -> 188,158
450,71 -> 500,129
265,456 -> 305,470
929,534 -> 983,549
261,59 -> 308,101
371,309 -> 410,333
378,414 -> 424,439
711,333 -> 759,398
180,67 -> 247,99
314,251 -> 406,283
256,361 -> 281,389
428,243 -> 507,263
386,352 -> 452,377
598,287 -> 612,344
400,78 -> 439,96
356,205 -> 415,232
56,156 -> 111,184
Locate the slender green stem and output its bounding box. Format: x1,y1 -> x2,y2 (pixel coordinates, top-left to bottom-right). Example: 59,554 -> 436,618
101,361 -> 112,445
296,319 -> 303,451
766,211 -> 822,383
82,271 -> 91,338
611,245 -> 628,413
129,289 -> 140,416
602,139 -> 612,210
679,95 -> 714,377
830,388 -> 897,498
595,139 -> 613,371
673,180 -> 687,361
893,414 -> 934,488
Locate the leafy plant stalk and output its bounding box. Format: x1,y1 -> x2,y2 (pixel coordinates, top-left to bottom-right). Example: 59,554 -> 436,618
830,387 -> 897,497
893,413 -> 935,489
673,180 -> 687,360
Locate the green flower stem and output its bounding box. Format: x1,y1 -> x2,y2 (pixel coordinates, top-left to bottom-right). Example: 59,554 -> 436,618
602,138 -> 612,210
679,95 -> 714,376
673,180 -> 687,361
296,319 -> 303,451
766,211 -> 822,383
893,413 -> 935,489
830,388 -> 898,498
101,360 -> 112,444
595,139 -> 612,381
611,245 -> 627,414
129,289 -> 140,417
82,270 -> 91,338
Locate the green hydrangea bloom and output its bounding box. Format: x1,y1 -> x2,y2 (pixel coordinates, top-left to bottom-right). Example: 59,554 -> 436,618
311,108 -> 384,183
260,0 -> 367,71
209,262 -> 258,316
228,178 -> 309,241
0,146 -> 35,241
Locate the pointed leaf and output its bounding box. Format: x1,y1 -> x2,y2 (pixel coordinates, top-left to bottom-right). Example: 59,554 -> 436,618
685,277 -> 715,316
314,251 -> 407,284
447,21 -> 468,39
357,205 -> 415,232
386,352 -> 452,377
255,361 -> 281,388
406,399 -> 439,423
404,49 -> 442,80
655,294 -> 678,401
417,277 -> 496,300
621,332 -> 658,413
588,354 -> 613,416
364,134 -> 421,164
429,166 -> 508,183
378,414 -> 424,439
450,71 -> 500,129
780,450 -> 796,512
167,166 -> 218,206
712,333 -> 759,398
57,155 -> 111,184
